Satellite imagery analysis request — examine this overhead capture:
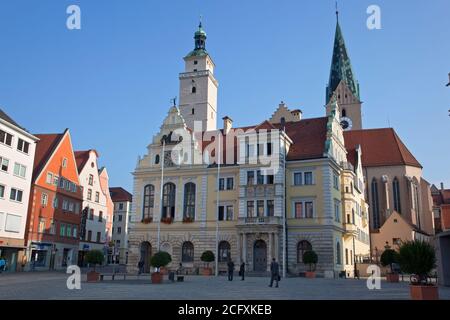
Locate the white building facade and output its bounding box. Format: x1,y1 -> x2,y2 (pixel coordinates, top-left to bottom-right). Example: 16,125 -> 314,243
0,109 -> 38,272
110,187 -> 132,264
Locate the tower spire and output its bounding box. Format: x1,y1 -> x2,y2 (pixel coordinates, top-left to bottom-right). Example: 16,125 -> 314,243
335,1 -> 339,22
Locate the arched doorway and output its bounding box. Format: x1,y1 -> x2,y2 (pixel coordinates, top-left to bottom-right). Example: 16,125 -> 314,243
253,240 -> 267,272
140,242 -> 152,273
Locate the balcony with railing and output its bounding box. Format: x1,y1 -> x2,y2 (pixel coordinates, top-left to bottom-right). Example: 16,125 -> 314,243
237,216 -> 282,226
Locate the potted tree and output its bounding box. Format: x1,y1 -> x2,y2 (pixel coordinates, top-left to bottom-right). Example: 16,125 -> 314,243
303,250 -> 318,278
380,248 -> 400,282
85,250 -> 104,282
150,251 -> 172,284
398,240 -> 439,300
200,251 -> 215,276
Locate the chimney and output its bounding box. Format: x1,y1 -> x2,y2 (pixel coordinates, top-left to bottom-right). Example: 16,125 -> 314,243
222,116 -> 233,134
290,109 -> 302,122
441,182 -> 445,191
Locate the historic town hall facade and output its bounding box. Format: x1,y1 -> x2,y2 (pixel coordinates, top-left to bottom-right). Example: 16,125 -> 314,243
126,19 -> 371,278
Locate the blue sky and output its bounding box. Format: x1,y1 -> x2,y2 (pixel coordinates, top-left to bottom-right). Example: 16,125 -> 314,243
0,0 -> 449,192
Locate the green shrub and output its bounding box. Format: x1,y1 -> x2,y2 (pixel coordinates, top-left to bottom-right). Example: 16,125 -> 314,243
150,251 -> 172,270
85,250 -> 104,271
398,240 -> 436,284
201,250 -> 215,267
380,249 -> 400,273
303,250 -> 318,272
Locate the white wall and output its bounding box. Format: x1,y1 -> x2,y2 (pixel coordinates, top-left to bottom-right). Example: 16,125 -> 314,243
0,119 -> 37,241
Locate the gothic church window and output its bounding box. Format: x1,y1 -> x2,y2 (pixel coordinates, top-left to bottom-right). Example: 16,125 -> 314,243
371,178 -> 380,229
393,177 -> 401,213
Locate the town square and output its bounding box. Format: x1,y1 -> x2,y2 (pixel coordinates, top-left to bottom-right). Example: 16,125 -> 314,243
0,0 -> 449,305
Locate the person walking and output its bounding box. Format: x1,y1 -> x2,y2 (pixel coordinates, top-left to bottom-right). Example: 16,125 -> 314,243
269,258 -> 280,288
0,257 -> 6,273
227,259 -> 235,281
239,262 -> 245,281
137,260 -> 144,275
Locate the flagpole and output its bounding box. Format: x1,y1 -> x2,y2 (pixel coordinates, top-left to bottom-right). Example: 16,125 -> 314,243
215,132 -> 221,277
282,124 -> 287,279
157,139 -> 165,253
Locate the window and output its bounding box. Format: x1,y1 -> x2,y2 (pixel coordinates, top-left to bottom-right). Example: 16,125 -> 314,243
333,174 -> 339,190
219,178 -> 225,190
118,215 -> 123,221
345,248 -> 349,265
99,211 -> 103,222
393,177 -> 401,213
88,174 -> 94,186
68,202 -> 74,212
247,201 -> 254,217
183,183 -> 196,220
336,242 -> 341,265
191,86 -> 196,94
96,232 -> 101,243
87,189 -> 92,201
0,184 -> 4,198
294,201 -> 314,219
226,177 -> 234,190
53,175 -> 59,186
267,142 -> 272,156
304,172 -> 313,185
218,205 -> 233,221
226,206 -> 233,220
66,225 -> 72,238
59,177 -> 65,188
194,60 -> 198,65
191,108 -> 195,115
297,240 -> 312,263
294,172 -> 302,186
257,200 -> 264,217
50,220 -> 56,235
10,188 -> 23,202
334,200 -> 341,222
0,129 -> 13,146
218,241 -> 231,262
119,203 -> 124,210
257,170 -> 264,185
73,226 -> 77,238
153,154 -> 160,165
0,156 -> 9,172
247,171 -> 254,185
162,183 -> 176,219
60,224 -> 66,237
46,172 -> 53,184
41,193 -> 48,207
5,213 -> 20,233
267,175 -> 274,184
62,158 -> 67,168
267,200 -> 274,216
62,199 -> 69,211
17,138 -> 30,154
87,230 -> 92,242
182,242 -> 194,262
38,218 -> 45,233
257,144 -> 264,156
89,208 -> 94,220
371,179 -> 380,229
143,184 -> 155,220
95,192 -> 100,203
342,108 -> 347,117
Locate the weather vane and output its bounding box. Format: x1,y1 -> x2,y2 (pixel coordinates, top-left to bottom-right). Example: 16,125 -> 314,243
171,96 -> 177,106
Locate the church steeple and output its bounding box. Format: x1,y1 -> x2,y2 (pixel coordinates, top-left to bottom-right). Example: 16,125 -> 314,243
325,8 -> 362,131
326,17 -> 360,104
186,20 -> 208,58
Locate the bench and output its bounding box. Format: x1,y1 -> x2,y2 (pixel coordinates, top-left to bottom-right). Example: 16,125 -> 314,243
99,273 -> 128,281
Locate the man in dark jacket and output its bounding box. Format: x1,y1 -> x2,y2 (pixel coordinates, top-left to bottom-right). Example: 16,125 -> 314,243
269,258 -> 280,288
227,259 -> 235,281
239,262 -> 245,281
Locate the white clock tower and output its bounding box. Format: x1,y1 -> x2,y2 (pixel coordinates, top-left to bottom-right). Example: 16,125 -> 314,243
179,22 -> 218,132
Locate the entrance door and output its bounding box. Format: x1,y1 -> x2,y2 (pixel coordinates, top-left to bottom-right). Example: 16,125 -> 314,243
253,240 -> 267,272
140,242 -> 152,273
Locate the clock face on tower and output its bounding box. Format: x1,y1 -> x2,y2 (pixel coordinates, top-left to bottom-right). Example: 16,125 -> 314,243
340,117 -> 353,131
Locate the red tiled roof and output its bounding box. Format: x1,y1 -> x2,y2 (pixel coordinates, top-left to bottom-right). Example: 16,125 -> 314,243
344,128 -> 422,168
74,150 -> 98,173
109,187 -> 132,202
276,117 -> 328,161
32,131 -> 66,181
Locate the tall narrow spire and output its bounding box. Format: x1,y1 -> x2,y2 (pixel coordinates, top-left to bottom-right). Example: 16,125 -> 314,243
326,11 -> 360,104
